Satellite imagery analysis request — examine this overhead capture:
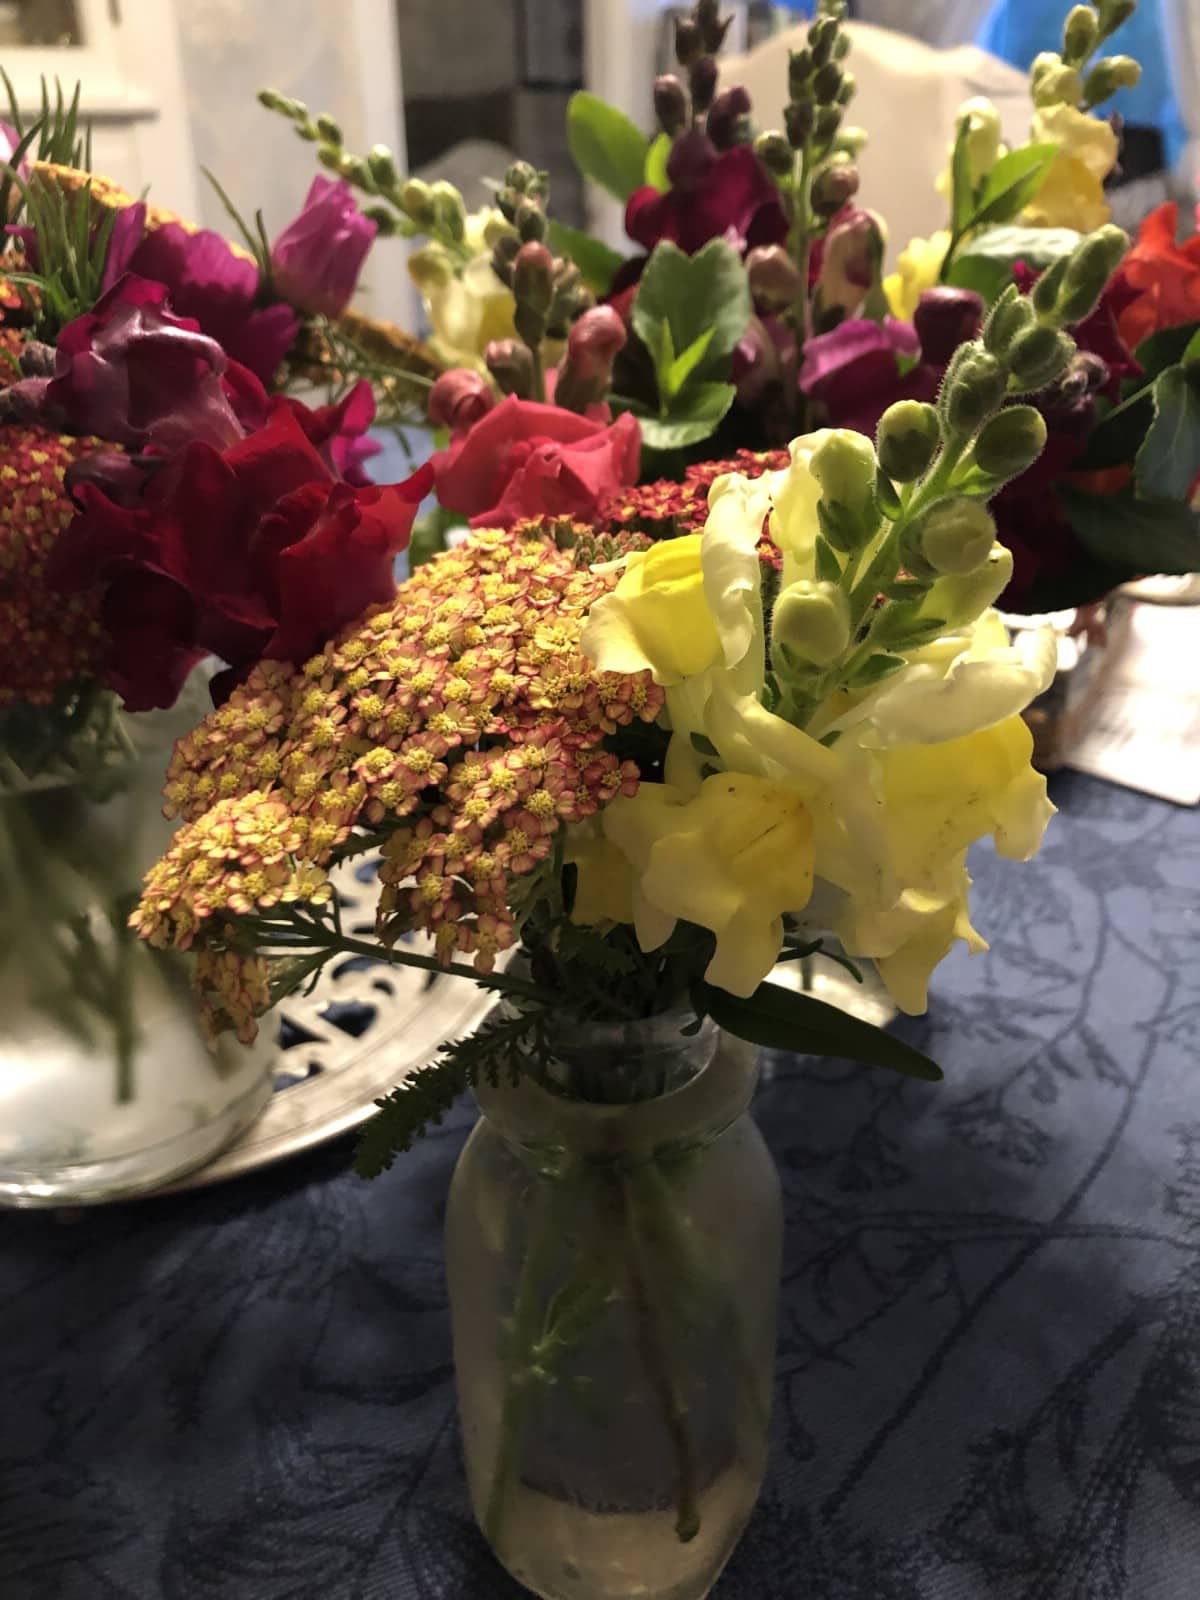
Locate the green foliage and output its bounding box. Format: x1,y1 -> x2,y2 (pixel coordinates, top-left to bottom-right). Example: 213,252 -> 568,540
1058,483 -> 1200,577
633,239 -> 751,387
1135,366 -> 1200,502
946,226 -> 1082,303
632,383 -> 737,452
546,219 -> 623,296
644,132 -> 672,194
1,70 -> 91,173
354,1005 -> 550,1177
4,174 -> 118,340
970,145 -> 1059,228
623,238 -> 750,455
566,92 -> 650,203
697,979 -> 943,1080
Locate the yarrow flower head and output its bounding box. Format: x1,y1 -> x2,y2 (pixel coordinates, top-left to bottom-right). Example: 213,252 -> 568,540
136,520 -> 665,1031
0,425 -> 108,707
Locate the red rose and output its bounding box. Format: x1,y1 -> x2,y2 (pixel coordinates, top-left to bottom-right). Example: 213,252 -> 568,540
49,400 -> 431,708
1114,201 -> 1200,351
431,394 -> 641,528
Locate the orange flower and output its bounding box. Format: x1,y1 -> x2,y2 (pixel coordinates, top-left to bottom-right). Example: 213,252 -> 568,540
1115,202 -> 1200,351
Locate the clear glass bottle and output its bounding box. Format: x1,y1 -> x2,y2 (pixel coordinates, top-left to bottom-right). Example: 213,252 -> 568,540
0,705 -> 275,1207
445,1014 -> 781,1600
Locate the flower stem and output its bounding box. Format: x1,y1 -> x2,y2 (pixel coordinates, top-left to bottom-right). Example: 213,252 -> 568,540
619,1170 -> 702,1543
482,1184 -> 563,1550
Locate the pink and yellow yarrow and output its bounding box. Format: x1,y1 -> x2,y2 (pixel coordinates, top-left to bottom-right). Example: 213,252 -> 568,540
135,520 -> 663,1036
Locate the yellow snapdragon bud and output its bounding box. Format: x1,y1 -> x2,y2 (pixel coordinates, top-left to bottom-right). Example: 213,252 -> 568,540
911,498 -> 997,576
920,544 -> 1014,628
772,579 -> 852,666
810,429 -> 877,521
877,400 -> 941,483
957,97 -> 1003,184
407,243 -> 455,292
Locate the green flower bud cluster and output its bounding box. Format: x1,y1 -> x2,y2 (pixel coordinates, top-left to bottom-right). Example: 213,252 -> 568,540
257,86 -> 472,258
778,0 -> 853,154
1031,0 -> 1142,115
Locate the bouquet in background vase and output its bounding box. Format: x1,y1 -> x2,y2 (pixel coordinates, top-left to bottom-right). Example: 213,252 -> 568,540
0,84 -> 432,1203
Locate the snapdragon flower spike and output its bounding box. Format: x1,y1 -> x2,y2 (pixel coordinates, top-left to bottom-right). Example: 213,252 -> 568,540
137,522 -> 665,1037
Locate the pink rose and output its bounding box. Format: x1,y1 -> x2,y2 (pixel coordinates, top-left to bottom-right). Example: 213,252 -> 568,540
431,394 -> 641,528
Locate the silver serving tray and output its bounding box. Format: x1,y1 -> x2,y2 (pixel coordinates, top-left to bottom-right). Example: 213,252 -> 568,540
164,856 -> 499,1192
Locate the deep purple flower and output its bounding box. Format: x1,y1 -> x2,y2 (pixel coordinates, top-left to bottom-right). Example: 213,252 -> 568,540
28,275 -> 247,451
625,133 -> 787,259
912,287 -> 984,365
799,316 -> 936,436
271,176 -> 377,320
102,212 -> 299,384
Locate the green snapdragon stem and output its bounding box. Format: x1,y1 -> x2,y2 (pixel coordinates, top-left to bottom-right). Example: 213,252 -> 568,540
619,1169 -> 702,1544
482,1183 -> 564,1549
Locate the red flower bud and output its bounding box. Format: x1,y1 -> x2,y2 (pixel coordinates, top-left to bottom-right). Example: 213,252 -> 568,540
428,368 -> 496,433
914,287 -> 985,366
485,338 -> 536,399
566,306 -> 627,381
706,86 -> 753,152
746,245 -> 803,311
513,241 -> 555,315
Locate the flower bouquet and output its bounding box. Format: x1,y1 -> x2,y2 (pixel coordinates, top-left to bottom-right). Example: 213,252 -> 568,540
0,82 -> 432,1202
7,0 -> 1194,1587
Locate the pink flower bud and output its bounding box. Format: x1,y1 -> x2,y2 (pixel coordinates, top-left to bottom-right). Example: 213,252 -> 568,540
428,369 -> 496,433
566,306 -> 627,382
746,245 -> 803,312
485,339 -> 536,400
817,207 -> 884,315
512,241 -> 555,314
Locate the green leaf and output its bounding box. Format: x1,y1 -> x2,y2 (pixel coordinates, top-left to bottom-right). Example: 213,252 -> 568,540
1127,322 -> 1200,390
1077,387 -> 1154,470
546,219 -> 624,296
970,143 -> 1058,228
662,327 -> 716,401
850,651 -> 907,686
1058,484 -> 1200,576
633,382 -> 736,451
699,980 -> 943,1080
1184,328 -> 1200,367
566,91 -> 650,203
814,534 -> 843,583
1135,365 -> 1200,502
632,238 -> 752,388
947,225 -> 1081,305
645,131 -> 672,194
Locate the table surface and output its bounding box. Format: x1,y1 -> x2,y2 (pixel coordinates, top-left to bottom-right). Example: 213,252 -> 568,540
4,770 -> 1199,1600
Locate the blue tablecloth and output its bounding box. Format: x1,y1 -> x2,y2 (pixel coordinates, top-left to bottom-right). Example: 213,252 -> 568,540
3,770 -> 1199,1600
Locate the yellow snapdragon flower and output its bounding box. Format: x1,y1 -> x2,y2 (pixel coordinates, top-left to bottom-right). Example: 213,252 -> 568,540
409,207 -> 517,374
1024,104 -> 1118,232
884,231 -> 952,322
599,773 -> 815,997
578,448 -> 1056,1013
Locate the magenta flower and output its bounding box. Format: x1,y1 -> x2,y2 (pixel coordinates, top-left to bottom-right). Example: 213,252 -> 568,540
271,176 -> 377,320
624,133 -> 787,260
103,206 -> 300,384
799,316 -> 934,436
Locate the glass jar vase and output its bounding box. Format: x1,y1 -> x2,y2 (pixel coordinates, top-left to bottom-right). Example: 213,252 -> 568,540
445,1014 -> 781,1600
0,707 -> 275,1207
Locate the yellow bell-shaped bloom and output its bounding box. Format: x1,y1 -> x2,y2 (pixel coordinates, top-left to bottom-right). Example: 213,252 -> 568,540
1024,105 -> 1118,232
566,820 -> 636,928
602,772 -> 816,997
884,231 -> 952,322
581,534 -> 720,686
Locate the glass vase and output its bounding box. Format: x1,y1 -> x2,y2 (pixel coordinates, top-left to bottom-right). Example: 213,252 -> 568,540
445,1014 -> 782,1600
0,708 -> 275,1207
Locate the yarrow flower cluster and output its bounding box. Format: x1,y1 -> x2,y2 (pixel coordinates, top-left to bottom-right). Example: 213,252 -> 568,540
133,522 -> 664,1035
0,426 -> 107,706
599,449 -> 789,539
